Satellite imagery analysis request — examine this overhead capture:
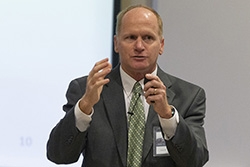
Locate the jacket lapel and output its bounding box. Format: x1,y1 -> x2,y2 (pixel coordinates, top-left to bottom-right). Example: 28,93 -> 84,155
101,66 -> 176,165
142,66 -> 176,161
101,66 -> 128,167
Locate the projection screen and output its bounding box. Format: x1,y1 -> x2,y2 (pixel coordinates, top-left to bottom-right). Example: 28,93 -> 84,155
0,0 -> 114,166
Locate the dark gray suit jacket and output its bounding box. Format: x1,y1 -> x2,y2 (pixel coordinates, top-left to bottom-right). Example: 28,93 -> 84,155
47,65 -> 209,167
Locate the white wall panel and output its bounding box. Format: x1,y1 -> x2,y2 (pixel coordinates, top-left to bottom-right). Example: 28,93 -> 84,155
0,0 -> 113,166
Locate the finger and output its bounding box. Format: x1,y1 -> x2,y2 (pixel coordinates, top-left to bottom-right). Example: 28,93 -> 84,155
94,78 -> 110,87
145,73 -> 160,81
145,85 -> 167,102
88,66 -> 111,87
145,73 -> 158,80
89,58 -> 111,76
145,74 -> 165,90
93,63 -> 112,80
145,93 -> 157,104
95,57 -> 109,66
95,58 -> 111,72
93,70 -> 111,85
144,78 -> 159,91
144,87 -> 155,97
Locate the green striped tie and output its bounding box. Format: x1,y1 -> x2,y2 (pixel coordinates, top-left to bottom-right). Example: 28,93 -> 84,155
127,82 -> 145,167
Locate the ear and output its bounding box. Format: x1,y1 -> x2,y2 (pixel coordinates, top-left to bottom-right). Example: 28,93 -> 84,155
114,35 -> 119,53
159,37 -> 164,55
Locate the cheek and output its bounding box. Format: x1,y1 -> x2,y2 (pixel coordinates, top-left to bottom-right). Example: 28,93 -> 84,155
118,43 -> 132,54
152,43 -> 164,55
149,46 -> 161,56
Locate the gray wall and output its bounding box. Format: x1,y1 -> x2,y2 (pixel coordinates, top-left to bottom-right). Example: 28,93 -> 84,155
155,0 -> 250,166
121,0 -> 151,9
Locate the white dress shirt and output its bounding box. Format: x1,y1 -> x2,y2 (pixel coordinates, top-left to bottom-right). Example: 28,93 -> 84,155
74,66 -> 179,140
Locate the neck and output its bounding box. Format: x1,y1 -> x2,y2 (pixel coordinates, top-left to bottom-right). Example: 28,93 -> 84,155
121,65 -> 157,81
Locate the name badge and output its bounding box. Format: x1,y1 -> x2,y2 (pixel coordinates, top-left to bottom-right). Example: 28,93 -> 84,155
153,126 -> 169,157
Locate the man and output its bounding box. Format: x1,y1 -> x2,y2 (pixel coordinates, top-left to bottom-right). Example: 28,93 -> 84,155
47,5 -> 209,167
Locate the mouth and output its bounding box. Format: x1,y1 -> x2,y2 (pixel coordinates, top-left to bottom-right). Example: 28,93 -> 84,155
132,55 -> 146,60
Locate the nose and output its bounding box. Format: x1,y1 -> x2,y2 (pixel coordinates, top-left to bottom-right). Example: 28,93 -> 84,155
134,37 -> 145,52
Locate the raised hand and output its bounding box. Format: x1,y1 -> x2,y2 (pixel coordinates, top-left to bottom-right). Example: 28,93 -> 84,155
144,74 -> 172,118
79,58 -> 112,115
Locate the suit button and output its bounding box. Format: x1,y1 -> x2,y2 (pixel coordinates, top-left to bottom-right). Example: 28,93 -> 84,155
174,144 -> 182,152
66,135 -> 74,145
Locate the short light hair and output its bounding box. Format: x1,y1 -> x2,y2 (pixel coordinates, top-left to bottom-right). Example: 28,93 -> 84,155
115,4 -> 163,37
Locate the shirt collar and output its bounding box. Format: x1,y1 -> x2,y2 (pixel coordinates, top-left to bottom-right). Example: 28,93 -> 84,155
120,66 -> 157,96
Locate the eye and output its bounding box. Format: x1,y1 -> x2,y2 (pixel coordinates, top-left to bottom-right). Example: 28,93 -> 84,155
124,35 -> 137,42
126,35 -> 137,40
143,35 -> 154,43
143,35 -> 153,41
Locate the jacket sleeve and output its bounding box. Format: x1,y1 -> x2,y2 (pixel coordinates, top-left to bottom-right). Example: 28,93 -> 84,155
166,88 -> 209,167
46,78 -> 88,164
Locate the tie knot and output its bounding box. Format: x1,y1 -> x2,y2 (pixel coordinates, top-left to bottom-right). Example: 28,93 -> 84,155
133,82 -> 142,94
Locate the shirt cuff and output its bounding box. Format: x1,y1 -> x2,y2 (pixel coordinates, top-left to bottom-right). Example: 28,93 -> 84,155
74,100 -> 93,132
158,106 -> 179,140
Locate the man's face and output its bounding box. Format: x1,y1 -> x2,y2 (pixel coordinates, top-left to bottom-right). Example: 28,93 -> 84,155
114,7 -> 164,79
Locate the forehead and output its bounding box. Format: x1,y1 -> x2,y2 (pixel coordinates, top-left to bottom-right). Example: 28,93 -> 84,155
122,7 -> 157,23
120,7 -> 159,34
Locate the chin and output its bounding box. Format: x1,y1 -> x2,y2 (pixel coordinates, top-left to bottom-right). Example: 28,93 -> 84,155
133,65 -> 153,73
